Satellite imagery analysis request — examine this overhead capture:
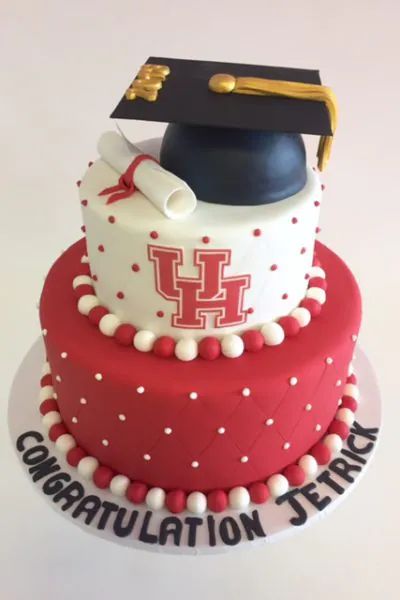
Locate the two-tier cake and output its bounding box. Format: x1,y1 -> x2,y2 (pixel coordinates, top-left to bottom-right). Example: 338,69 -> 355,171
38,58 -> 361,515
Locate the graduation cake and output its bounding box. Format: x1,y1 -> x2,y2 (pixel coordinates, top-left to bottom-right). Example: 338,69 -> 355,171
38,58 -> 361,515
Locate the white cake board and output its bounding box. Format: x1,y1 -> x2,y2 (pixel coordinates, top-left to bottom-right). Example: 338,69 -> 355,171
8,339 -> 381,555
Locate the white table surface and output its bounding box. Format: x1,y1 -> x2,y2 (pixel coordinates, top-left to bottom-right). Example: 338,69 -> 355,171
1,1 -> 399,598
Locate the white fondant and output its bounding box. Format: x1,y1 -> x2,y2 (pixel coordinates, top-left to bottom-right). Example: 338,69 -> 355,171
41,362 -> 51,376
81,254 -> 89,263
110,474 -> 130,497
291,306 -> 311,327
134,330 -> 156,352
99,313 -> 121,336
42,411 -> 62,429
267,474 -> 289,498
221,334 -> 244,358
175,338 -> 198,361
298,454 -> 318,477
72,274 -> 92,289
39,385 -> 54,402
77,294 -> 100,315
306,287 -> 326,304
97,132 -> 197,220
77,456 -> 99,480
323,433 -> 343,453
145,487 -> 166,510
55,433 -> 76,453
348,362 -> 355,376
336,407 -> 355,426
309,266 -> 326,279
186,491 -> 207,514
80,156 -> 321,340
228,486 -> 250,510
261,322 -> 285,346
55,374 -> 62,383
344,383 -> 360,400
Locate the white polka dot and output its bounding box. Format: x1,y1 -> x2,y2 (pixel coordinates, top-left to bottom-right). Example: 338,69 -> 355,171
326,357 -> 333,365
118,414 -> 126,422
240,456 -> 249,463
315,424 -> 322,432
55,375 -> 62,383
61,352 -> 68,359
102,439 -> 109,447
283,442 -> 291,450
164,427 -> 172,435
289,376 -> 298,386
338,398 -> 342,406
80,397 -> 87,405
136,385 -> 145,394
336,379 -> 342,387
143,453 -> 151,461
189,391 -> 198,400
242,387 -> 251,397
352,334 -> 358,342
191,460 -> 199,468
53,393 -> 58,400
95,373 -> 103,381
265,418 -> 274,426
305,403 -> 312,411
72,416 -> 78,424
217,427 -> 226,434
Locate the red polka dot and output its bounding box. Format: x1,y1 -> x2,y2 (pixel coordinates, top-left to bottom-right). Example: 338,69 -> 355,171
282,293 -> 288,300
310,442 -> 331,465
300,298 -> 322,317
199,337 -> 221,360
309,277 -> 327,291
321,184 -> 325,191
253,228 -> 262,237
300,247 -> 306,255
74,284 -> 95,298
108,215 -> 116,224
76,180 -> 81,187
88,161 -> 93,167
156,310 -> 164,318
153,336 -> 175,358
166,490 -> 187,514
92,274 -> 98,282
346,374 -> 357,385
88,306 -> 109,326
314,200 -> 320,207
131,263 -> 140,272
115,324 -> 136,346
81,225 -> 86,233
67,446 -> 87,467
270,264 -> 278,271
150,231 -> 159,239
49,423 -> 67,442
283,464 -> 306,486
341,396 -> 358,412
249,482 -> 270,504
207,490 -> 228,513
98,244 -> 105,253
202,236 -> 210,244
81,199 -> 88,207
40,374 -> 53,387
116,291 -> 125,300
328,419 -> 350,440
291,217 -> 298,224
93,466 -> 114,489
279,316 -> 300,337
304,273 -> 310,280
242,330 -> 264,352
40,399 -> 58,415
247,307 -> 254,314
316,227 -> 321,233
126,481 -> 148,504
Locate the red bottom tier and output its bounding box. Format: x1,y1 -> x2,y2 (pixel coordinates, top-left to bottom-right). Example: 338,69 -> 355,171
39,239 -> 361,493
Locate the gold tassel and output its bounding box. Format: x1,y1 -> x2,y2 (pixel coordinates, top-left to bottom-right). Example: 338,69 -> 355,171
209,74 -> 337,171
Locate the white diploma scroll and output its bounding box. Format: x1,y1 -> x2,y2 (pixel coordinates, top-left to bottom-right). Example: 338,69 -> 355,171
97,131 -> 197,220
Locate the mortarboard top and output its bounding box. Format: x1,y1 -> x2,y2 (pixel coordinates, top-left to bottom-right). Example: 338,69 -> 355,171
111,56 -> 333,138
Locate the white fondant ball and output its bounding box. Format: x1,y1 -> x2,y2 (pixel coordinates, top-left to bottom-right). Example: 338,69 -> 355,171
39,385 -> 55,402
347,362 -> 355,376
175,338 -> 198,361
309,266 -> 326,279
261,322 -> 285,346
77,295 -> 100,316
134,330 -> 156,352
228,486 -> 250,510
41,361 -> 51,376
55,433 -> 76,453
306,287 -> 326,305
336,407 -> 355,426
110,475 -> 130,497
298,454 -> 318,478
145,487 -> 166,510
99,313 -> 121,336
267,473 -> 289,498
81,254 -> 89,264
323,433 -> 343,453
221,334 -> 244,358
42,411 -> 62,429
77,456 -> 99,480
186,491 -> 207,514
291,307 -> 311,327
72,274 -> 92,289
344,383 -> 360,400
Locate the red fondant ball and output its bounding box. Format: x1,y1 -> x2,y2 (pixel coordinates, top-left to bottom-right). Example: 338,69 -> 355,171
242,330 -> 264,352
115,324 -> 136,346
283,464 -> 306,486
347,374 -> 357,385
309,277 -> 327,291
153,336 -> 176,358
93,466 -> 114,489
166,490 -> 187,514
207,490 -> 228,512
88,306 -> 109,326
39,398 -> 58,415
341,396 -> 358,412
300,298 -> 322,317
328,419 -> 350,440
249,482 -> 270,504
126,481 -> 148,504
199,337 -> 221,360
40,374 -> 53,387
67,446 -> 87,467
49,423 -> 67,442
279,316 -> 300,337
310,442 -> 331,465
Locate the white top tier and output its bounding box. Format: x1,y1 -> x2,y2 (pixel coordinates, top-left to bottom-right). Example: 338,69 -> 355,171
79,152 -> 321,341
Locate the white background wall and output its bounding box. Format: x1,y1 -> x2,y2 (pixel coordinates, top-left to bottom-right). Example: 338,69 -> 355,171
1,1 -> 399,598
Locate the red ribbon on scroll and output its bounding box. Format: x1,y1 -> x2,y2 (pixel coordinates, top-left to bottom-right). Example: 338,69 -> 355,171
98,154 -> 158,204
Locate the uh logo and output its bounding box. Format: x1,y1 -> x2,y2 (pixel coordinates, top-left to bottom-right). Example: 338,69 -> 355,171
148,245 -> 251,329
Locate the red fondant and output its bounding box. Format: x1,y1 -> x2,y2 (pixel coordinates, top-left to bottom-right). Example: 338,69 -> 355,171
115,324 -> 136,346
67,446 -> 87,467
279,316 -> 300,337
207,490 -> 228,512
40,240 -> 361,492
243,330 -> 264,352
283,464 -> 306,486
166,490 -> 187,514
74,284 -> 95,298
249,482 -> 270,504
99,154 -> 158,204
93,466 -> 114,489
347,374 -> 357,384
40,374 -> 53,387
328,419 -> 350,440
88,306 -> 109,326
341,396 -> 358,412
309,277 -> 327,290
49,423 -> 68,442
300,298 -> 322,317
310,442 -> 331,465
39,399 -> 58,415
198,337 -> 221,360
126,481 -> 148,504
153,336 -> 176,358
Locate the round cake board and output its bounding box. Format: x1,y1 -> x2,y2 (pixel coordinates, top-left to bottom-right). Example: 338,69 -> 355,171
8,339 -> 381,555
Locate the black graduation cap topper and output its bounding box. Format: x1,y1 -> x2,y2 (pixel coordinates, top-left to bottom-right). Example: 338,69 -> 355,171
111,57 -> 337,206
